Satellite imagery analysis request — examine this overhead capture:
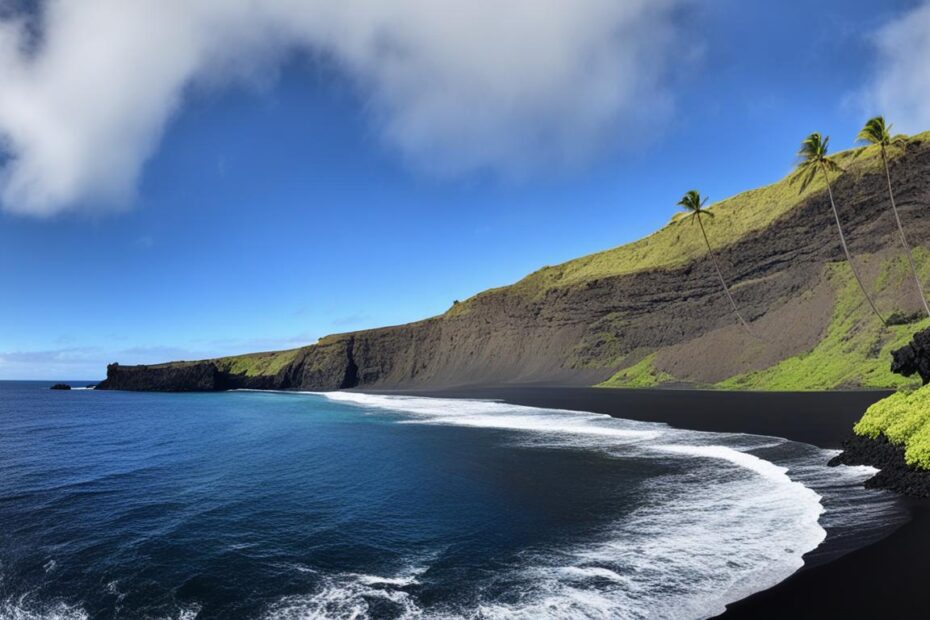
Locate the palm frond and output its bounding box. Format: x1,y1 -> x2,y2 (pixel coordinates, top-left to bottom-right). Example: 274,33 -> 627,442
849,146 -> 870,161
857,116 -> 888,146
677,190 -> 714,226
887,133 -> 909,155
676,190 -> 703,213
796,132 -> 828,166
790,162 -> 817,192
822,158 -> 845,175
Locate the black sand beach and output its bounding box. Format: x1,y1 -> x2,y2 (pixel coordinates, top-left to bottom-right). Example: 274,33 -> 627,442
377,386 -> 930,619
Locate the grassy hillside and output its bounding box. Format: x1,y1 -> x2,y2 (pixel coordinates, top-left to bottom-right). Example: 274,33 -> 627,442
215,348 -> 303,377
451,136 -> 910,312
599,251 -> 930,391
717,255 -> 930,391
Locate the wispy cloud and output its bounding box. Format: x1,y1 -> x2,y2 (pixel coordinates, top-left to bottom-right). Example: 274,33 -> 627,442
191,333 -> 316,353
0,345 -> 209,379
133,235 -> 155,249
0,0 -> 686,216
861,1 -> 930,132
331,314 -> 371,327
0,339 -> 317,380
0,347 -> 102,366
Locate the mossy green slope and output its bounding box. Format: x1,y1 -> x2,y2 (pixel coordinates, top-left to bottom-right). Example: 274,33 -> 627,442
598,353 -> 674,388
597,250 -> 930,391
214,348 -> 303,377
450,137 -> 906,314
717,255 -> 930,391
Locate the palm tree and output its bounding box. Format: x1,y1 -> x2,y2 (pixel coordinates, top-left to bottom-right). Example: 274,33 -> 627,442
792,133 -> 886,326
857,116 -> 929,318
677,190 -> 753,334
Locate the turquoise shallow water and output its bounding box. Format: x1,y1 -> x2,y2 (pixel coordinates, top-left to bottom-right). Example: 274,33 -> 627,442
0,382 -> 907,619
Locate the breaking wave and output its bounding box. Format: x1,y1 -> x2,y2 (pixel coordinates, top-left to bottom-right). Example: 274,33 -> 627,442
0,388 -> 905,620
293,392 -> 905,619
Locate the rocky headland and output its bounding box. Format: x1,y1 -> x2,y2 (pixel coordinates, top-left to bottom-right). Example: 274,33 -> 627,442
97,134 -> 930,393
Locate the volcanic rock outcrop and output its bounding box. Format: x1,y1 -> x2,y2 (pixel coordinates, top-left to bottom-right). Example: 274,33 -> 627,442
891,326 -> 930,385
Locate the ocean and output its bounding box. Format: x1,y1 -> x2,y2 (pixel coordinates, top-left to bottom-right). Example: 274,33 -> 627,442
0,381 -> 907,619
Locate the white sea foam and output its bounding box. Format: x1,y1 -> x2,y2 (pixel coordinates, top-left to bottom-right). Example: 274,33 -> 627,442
297,391 -> 902,619
0,594 -> 199,620
263,572 -> 424,620
352,573 -> 421,587
0,597 -> 88,620
319,392 -> 662,445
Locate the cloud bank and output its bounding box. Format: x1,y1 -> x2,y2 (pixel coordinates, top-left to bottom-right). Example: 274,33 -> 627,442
0,0 -> 683,216
866,1 -> 930,133
0,333 -> 317,380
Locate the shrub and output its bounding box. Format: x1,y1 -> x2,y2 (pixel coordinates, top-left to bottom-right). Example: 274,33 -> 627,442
854,384 -> 930,470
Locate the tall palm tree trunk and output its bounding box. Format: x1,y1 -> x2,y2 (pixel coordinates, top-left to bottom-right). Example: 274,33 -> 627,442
819,163 -> 887,326
696,214 -> 753,334
881,148 -> 930,318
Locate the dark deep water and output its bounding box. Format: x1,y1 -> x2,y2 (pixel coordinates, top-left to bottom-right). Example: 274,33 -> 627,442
0,382 -> 908,619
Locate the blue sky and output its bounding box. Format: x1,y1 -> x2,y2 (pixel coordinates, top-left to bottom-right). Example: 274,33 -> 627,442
0,0 -> 924,379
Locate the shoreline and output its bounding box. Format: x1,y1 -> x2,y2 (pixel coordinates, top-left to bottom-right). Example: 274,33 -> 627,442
365,385 -> 890,449
364,385 -> 930,619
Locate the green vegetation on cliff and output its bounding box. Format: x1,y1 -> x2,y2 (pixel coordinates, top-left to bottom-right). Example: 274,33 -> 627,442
214,348 -> 303,377
598,251 -> 930,391
598,354 -> 673,388
717,257 -> 930,391
450,135 -> 910,315
855,384 -> 930,469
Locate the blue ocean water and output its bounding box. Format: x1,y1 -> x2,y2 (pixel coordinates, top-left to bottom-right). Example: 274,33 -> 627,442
0,382 -> 907,619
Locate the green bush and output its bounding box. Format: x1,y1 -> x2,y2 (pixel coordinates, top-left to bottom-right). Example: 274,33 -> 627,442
854,384 -> 930,469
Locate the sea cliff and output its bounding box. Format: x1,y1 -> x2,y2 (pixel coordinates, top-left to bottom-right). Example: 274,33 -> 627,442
98,134 -> 930,392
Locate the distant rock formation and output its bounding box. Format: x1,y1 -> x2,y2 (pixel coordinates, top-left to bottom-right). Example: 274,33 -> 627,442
96,337 -> 359,392
96,362 -> 226,392
50,383 -> 71,390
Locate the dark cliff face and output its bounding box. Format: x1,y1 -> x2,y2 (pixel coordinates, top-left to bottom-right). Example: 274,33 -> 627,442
96,362 -> 229,392
97,338 -> 359,392
98,139 -> 930,393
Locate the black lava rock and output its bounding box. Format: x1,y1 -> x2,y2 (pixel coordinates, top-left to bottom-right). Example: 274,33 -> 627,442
830,435 -> 930,498
891,326 -> 930,384
49,383 -> 72,390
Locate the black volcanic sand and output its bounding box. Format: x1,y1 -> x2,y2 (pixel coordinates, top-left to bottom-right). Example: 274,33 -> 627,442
370,386 -> 930,619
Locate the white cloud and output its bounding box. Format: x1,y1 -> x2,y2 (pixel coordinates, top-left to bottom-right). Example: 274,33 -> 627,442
0,0 -> 685,216
865,1 -> 930,133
